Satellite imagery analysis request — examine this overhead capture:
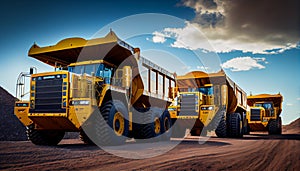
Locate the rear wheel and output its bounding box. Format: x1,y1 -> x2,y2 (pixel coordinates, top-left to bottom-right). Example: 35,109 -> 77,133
134,108 -> 161,141
227,113 -> 243,138
160,110 -> 172,141
26,124 -> 65,146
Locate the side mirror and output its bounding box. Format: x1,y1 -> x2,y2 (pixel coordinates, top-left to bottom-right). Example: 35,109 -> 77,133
29,68 -> 34,75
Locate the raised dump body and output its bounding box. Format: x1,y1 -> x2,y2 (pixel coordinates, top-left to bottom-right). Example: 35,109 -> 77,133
246,94 -> 283,134
14,31 -> 176,145
168,70 -> 247,138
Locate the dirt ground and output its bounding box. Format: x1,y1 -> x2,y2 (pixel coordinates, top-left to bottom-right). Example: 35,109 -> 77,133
0,128 -> 299,171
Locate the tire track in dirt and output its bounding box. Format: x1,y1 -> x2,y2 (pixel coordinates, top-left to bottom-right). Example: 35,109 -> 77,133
0,132 -> 299,170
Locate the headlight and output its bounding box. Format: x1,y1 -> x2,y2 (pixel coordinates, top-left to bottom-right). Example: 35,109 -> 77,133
30,100 -> 35,108
201,106 -> 214,110
168,108 -> 176,111
71,100 -> 90,105
207,106 -> 214,110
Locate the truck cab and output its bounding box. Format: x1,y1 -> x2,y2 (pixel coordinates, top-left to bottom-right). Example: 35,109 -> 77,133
14,31 -> 177,146
168,70 -> 247,138
247,94 -> 283,135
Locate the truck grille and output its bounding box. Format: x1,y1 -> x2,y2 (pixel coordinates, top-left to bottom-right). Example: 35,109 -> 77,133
179,94 -> 198,116
250,108 -> 261,121
30,75 -> 66,113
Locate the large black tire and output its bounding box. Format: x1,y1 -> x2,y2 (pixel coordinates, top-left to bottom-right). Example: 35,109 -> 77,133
227,113 -> 243,138
277,117 -> 282,134
243,119 -> 250,135
160,110 -> 172,141
268,117 -> 282,135
207,108 -> 225,131
134,108 -> 161,141
171,122 -> 186,138
215,114 -> 227,138
190,129 -> 200,136
79,130 -> 94,145
26,124 -> 65,146
94,100 -> 129,146
268,119 -> 277,135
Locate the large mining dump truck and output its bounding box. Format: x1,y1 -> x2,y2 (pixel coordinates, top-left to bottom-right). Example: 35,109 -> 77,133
168,70 -> 248,138
246,94 -> 283,135
14,31 -> 176,145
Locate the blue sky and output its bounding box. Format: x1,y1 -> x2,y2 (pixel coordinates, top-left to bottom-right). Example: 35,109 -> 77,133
0,0 -> 299,124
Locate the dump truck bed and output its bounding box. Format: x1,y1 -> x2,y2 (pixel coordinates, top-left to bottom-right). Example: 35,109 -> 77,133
28,31 -> 134,67
177,70 -> 247,113
247,94 -> 283,107
247,94 -> 283,115
28,31 -> 176,109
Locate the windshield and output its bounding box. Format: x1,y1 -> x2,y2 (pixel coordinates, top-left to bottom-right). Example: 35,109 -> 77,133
96,64 -> 113,84
198,86 -> 213,95
68,63 -> 114,84
255,102 -> 273,109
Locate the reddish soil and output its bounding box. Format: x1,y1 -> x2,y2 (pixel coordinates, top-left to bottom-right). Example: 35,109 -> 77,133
1,129 -> 299,171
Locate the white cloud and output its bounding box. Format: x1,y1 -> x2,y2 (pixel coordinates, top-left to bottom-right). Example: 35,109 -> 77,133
286,103 -> 293,106
151,22 -> 298,54
152,31 -> 168,43
197,66 -> 209,70
297,98 -> 300,101
221,57 -> 266,71
150,0 -> 300,54
151,22 -> 217,51
182,66 -> 191,70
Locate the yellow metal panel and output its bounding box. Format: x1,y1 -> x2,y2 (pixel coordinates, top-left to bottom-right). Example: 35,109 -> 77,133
169,110 -> 178,119
28,31 -> 133,67
68,103 -> 94,129
14,101 -> 32,126
247,93 -> 283,108
129,112 -> 133,131
29,31 -> 118,57
29,113 -> 67,117
30,116 -> 78,131
177,116 -> 198,119
199,105 -> 217,126
31,71 -> 68,77
68,60 -> 115,68
177,70 -> 226,80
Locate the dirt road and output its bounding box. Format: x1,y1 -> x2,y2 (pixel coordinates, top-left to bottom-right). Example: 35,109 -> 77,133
1,130 -> 299,171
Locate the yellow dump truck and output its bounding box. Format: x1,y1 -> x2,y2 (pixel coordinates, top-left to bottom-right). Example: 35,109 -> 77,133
246,94 -> 283,135
14,31 -> 176,145
168,70 -> 248,138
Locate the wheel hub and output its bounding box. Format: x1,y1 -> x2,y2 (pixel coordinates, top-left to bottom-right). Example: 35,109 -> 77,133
113,112 -> 124,136
154,117 -> 160,134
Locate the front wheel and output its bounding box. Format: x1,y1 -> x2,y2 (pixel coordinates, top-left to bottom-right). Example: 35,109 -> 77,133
79,130 -> 94,145
268,117 -> 282,135
26,124 -> 65,146
171,121 -> 186,138
227,113 -> 243,138
215,114 -> 227,138
243,120 -> 250,135
277,117 -> 282,134
94,100 -> 129,146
